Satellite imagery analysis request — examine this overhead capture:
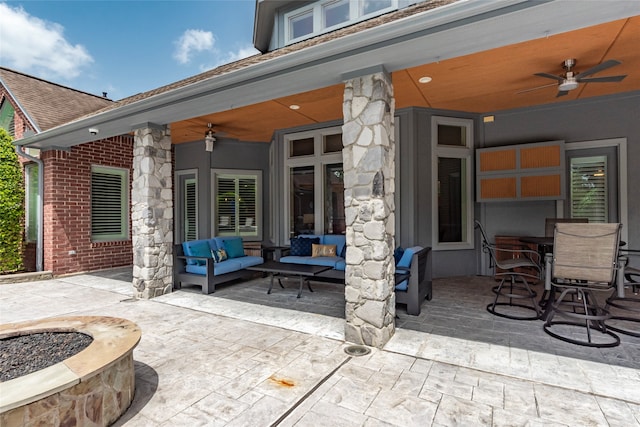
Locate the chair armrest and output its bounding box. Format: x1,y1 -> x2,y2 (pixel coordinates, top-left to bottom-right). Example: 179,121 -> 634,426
544,253 -> 553,291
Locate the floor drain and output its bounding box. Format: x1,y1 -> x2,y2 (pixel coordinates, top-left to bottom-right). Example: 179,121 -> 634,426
344,345 -> 371,356
120,298 -> 137,303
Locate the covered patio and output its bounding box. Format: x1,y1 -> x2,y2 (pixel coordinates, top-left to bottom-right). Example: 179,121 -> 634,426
14,1 -> 640,350
96,267 -> 640,371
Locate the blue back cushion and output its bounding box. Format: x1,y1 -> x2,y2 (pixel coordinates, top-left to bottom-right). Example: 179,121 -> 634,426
394,247 -> 405,265
324,235 -> 346,257
184,240 -> 213,266
397,246 -> 420,268
290,237 -> 319,256
223,237 -> 245,258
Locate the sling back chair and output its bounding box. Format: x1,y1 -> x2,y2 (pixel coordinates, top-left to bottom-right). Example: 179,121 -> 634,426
476,220 -> 542,320
543,222 -> 623,347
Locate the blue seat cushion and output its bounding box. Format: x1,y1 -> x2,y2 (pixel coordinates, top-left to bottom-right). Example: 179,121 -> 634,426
280,255 -> 340,268
186,259 -> 244,276
233,256 -> 264,269
290,237 -> 319,256
334,259 -> 346,271
395,279 -> 409,292
223,237 -> 245,258
183,240 -> 213,266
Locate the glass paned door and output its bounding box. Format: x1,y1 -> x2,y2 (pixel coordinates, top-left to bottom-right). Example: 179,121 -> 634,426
324,163 -> 345,235
290,166 -> 315,237
437,157 -> 466,243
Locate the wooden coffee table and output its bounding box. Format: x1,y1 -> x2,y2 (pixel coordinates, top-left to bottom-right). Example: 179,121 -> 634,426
247,261 -> 332,298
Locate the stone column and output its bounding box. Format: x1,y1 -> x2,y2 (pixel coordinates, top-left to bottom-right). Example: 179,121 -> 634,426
342,69 -> 396,348
131,125 -> 173,299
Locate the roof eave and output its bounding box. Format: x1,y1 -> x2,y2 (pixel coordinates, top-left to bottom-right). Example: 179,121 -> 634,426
16,0 -> 640,149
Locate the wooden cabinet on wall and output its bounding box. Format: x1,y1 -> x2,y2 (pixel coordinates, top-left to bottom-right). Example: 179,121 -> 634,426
494,236 -> 540,282
476,140 -> 565,202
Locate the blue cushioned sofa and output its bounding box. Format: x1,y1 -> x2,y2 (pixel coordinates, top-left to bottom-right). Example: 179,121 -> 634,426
279,234 -> 346,272
173,236 -> 263,294
280,235 -> 432,315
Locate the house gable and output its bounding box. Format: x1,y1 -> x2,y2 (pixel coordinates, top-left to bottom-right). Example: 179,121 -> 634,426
0,67 -> 113,134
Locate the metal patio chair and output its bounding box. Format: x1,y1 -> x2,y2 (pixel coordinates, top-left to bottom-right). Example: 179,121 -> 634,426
475,220 -> 542,320
605,249 -> 640,338
543,222 -> 623,347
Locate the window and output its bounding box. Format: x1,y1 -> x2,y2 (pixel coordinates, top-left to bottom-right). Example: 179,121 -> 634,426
290,9 -> 314,39
212,169 -> 262,239
284,0 -> 398,44
25,163 -> 39,242
91,166 -> 129,241
569,156 -> 607,223
284,127 -> 343,240
323,0 -> 350,28
562,138 -> 627,243
176,170 -> 198,242
0,98 -> 15,137
184,178 -> 197,240
432,116 -> 473,250
362,0 -> 392,15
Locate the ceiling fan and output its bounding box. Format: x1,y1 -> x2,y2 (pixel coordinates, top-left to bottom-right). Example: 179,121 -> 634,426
521,59 -> 627,97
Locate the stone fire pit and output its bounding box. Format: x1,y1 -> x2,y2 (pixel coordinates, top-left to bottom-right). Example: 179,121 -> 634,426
0,316 -> 141,426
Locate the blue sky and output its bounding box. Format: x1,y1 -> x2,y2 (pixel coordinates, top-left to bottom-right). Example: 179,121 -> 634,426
0,1 -> 259,100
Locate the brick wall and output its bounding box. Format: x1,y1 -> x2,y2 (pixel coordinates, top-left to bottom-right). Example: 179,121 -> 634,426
41,136 -> 134,275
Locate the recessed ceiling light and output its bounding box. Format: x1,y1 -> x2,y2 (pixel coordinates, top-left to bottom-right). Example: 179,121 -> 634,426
418,76 -> 432,84
289,104 -> 300,110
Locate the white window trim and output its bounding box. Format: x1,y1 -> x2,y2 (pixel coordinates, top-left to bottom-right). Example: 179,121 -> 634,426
90,165 -> 129,242
284,0 -> 397,45
211,169 -> 263,241
431,116 -> 474,250
283,126 -> 343,243
560,138 -> 628,243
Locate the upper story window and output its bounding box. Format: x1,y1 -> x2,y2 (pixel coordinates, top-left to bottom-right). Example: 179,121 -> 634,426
284,0 -> 398,45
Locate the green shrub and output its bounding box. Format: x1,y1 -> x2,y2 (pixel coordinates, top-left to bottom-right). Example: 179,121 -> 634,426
0,128 -> 24,273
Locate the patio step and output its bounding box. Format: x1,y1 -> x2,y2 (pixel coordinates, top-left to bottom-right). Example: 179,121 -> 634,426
0,271 -> 53,285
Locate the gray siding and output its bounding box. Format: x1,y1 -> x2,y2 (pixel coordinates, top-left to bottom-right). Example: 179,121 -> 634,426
175,138 -> 271,241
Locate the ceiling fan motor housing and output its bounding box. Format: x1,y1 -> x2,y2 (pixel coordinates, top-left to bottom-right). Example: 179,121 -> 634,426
559,72 -> 579,91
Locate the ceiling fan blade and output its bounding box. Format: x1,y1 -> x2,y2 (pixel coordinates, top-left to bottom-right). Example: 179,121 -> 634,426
556,90 -> 569,98
516,83 -> 557,94
534,72 -> 564,82
578,74 -> 627,83
577,59 -> 621,79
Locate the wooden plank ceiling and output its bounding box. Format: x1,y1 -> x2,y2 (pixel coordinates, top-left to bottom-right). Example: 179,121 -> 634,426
171,16 -> 639,144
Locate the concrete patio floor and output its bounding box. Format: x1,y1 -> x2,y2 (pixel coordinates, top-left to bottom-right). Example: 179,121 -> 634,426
1,268 -> 639,426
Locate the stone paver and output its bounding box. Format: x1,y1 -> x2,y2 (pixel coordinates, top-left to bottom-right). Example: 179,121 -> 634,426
1,273 -> 639,426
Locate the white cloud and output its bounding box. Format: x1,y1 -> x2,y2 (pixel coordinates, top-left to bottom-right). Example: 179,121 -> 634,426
222,45 -> 260,64
173,29 -> 215,64
0,3 -> 93,79
198,45 -> 260,72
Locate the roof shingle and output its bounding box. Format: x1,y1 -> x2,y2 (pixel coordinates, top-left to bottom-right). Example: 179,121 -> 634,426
0,67 -> 114,132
